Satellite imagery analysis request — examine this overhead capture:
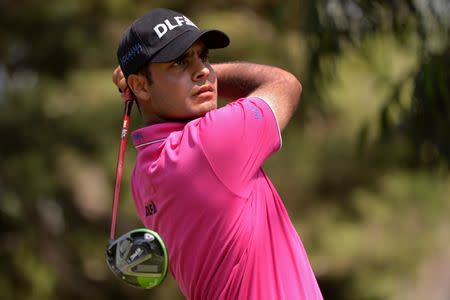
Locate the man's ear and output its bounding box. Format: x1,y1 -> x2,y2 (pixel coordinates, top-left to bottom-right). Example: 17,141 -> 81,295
127,74 -> 151,102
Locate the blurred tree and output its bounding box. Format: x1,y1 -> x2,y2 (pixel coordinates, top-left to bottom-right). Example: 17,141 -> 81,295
301,0 -> 450,166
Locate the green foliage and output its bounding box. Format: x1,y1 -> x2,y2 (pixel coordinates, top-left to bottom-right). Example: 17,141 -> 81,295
1,1 -> 449,299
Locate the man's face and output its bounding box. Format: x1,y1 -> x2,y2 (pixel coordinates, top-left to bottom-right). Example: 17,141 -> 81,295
146,40 -> 218,122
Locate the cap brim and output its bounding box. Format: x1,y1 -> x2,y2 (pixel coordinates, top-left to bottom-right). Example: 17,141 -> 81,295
150,29 -> 230,63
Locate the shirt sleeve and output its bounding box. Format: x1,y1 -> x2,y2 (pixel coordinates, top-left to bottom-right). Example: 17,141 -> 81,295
198,97 -> 282,196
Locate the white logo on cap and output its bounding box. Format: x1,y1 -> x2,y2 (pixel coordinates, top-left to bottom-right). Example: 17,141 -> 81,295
153,15 -> 199,39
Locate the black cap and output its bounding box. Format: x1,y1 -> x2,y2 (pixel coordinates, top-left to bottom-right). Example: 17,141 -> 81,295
117,8 -> 230,78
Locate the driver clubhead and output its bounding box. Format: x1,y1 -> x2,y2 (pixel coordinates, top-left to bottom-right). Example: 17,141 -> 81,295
106,228 -> 168,289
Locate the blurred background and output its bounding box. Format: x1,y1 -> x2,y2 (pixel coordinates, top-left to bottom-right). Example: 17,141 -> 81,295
1,0 -> 449,299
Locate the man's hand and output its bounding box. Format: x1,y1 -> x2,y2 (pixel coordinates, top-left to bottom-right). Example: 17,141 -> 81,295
112,66 -> 131,101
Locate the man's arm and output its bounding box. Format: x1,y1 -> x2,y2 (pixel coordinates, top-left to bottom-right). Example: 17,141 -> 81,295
213,62 -> 302,131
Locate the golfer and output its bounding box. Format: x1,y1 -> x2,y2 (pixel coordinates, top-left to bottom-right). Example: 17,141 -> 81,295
113,8 -> 323,300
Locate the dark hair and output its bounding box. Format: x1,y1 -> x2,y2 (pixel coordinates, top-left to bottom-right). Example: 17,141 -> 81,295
130,61 -> 152,113
137,61 -> 153,85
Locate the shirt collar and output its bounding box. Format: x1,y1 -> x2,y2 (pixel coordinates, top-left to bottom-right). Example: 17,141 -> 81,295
132,122 -> 187,149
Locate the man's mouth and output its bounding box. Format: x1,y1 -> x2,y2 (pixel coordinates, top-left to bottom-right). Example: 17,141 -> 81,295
193,85 -> 214,97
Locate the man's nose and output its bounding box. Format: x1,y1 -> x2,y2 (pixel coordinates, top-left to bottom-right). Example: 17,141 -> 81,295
192,59 -> 210,81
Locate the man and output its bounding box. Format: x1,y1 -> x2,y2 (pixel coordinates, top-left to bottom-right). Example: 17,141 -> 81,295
113,8 -> 323,300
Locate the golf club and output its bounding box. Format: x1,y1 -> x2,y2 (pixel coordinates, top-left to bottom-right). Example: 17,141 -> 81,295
105,90 -> 168,289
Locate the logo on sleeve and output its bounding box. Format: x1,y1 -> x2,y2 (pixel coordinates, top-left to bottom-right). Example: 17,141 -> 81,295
145,201 -> 157,217
247,103 -> 262,120
133,132 -> 144,143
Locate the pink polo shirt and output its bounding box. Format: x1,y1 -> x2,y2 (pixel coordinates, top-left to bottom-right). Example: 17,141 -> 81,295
130,97 -> 322,300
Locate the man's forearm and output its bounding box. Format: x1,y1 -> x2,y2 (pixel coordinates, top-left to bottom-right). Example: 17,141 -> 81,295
212,62 -> 302,130
213,62 -> 261,100
213,62 -> 278,100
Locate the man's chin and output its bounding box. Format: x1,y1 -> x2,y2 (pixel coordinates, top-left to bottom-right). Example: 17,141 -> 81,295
196,99 -> 217,113
170,107 -> 216,122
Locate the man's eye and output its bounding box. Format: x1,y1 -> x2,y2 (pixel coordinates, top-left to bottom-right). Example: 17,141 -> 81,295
173,58 -> 187,66
200,51 -> 209,62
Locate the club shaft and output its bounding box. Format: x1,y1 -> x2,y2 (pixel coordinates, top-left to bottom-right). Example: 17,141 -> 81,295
110,99 -> 133,241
